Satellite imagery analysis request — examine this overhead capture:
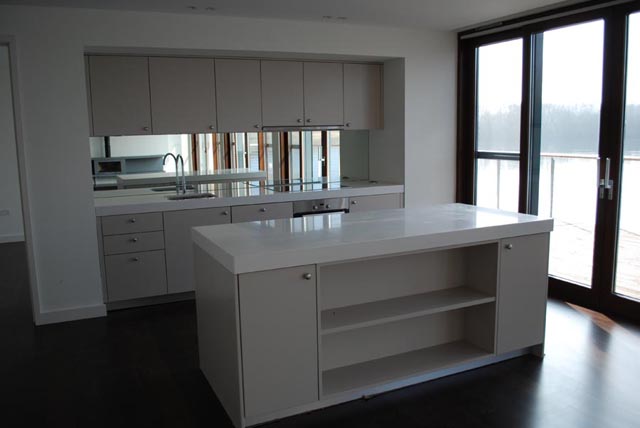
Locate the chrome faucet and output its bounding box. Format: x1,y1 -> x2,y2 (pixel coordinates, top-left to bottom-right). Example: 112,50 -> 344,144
163,153 -> 186,194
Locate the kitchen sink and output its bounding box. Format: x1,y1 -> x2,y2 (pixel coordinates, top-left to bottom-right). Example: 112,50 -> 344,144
166,192 -> 216,200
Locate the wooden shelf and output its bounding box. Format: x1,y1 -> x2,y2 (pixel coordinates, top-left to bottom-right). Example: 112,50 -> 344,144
321,287 -> 495,335
322,341 -> 490,397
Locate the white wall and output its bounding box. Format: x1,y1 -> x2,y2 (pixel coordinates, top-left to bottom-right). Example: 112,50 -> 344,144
0,45 -> 24,243
0,5 -> 457,323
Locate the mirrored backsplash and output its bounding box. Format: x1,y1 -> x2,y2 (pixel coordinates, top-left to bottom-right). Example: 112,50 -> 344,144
90,130 -> 369,190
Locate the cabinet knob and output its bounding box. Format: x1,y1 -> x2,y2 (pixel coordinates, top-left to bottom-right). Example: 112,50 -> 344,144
222,210 -> 229,216
505,243 -> 513,250
131,257 -> 140,262
351,200 -> 357,205
306,118 -> 312,123
129,218 -> 137,223
254,124 -> 261,129
143,126 -> 150,131
259,208 -> 267,212
312,205 -> 319,210
209,125 -> 215,130
130,237 -> 138,243
297,118 -> 303,123
303,273 -> 312,280
345,122 -> 351,127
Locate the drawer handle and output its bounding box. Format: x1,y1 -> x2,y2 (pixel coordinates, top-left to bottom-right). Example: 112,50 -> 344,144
131,257 -> 140,262
130,237 -> 139,243
143,126 -> 150,131
259,208 -> 267,213
222,211 -> 229,216
505,244 -> 513,250
129,218 -> 137,223
303,273 -> 312,280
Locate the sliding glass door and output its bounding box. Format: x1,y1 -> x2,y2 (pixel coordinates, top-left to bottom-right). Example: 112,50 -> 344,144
460,3 -> 640,319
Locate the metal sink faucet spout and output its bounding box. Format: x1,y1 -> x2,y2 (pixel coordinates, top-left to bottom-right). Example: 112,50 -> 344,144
162,153 -> 187,194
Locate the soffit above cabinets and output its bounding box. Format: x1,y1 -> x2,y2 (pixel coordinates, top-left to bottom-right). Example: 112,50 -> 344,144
1,0 -> 579,31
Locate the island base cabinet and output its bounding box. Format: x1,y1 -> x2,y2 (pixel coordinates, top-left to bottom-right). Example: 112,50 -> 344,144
104,250 -> 167,302
238,265 -> 319,419
497,233 -> 550,354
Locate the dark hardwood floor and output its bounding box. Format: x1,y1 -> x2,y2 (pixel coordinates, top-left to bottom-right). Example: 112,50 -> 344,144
2,241 -> 639,428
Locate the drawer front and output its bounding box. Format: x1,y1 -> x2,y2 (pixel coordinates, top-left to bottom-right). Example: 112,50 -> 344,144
232,202 -> 293,223
349,193 -> 403,213
104,250 -> 167,302
103,231 -> 165,255
101,212 -> 163,236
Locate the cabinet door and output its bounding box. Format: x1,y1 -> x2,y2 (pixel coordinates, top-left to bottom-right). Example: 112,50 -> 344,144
497,233 -> 550,354
104,250 -> 167,302
163,207 -> 231,294
149,57 -> 216,134
303,62 -> 343,126
344,63 -> 383,129
349,193 -> 403,213
215,59 -> 262,132
239,265 -> 318,418
261,60 -> 304,126
89,56 -> 152,136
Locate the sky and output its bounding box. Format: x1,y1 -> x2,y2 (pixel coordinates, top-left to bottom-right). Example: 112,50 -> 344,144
477,14 -> 640,114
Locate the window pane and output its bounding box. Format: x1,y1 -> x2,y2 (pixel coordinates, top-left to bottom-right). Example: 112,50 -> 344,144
615,12 -> 640,300
328,131 -> 341,182
537,20 -> 604,287
476,159 -> 519,212
477,39 -> 523,153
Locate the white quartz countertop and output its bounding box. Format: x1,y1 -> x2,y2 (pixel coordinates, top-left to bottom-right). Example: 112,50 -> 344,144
192,203 -> 554,274
94,180 -> 404,216
116,168 -> 267,187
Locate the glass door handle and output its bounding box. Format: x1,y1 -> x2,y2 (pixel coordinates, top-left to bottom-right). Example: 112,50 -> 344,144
598,157 -> 614,200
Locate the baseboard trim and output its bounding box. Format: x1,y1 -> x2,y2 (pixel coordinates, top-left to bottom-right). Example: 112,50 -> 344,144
0,233 -> 25,243
36,303 -> 107,325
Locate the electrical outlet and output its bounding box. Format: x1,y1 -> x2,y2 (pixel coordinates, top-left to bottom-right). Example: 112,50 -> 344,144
0,209 -> 10,217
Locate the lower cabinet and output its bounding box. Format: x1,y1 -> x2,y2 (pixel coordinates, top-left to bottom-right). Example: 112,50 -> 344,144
349,193 -> 403,213
104,250 -> 167,301
238,265 -> 319,418
496,233 -> 550,354
164,207 -> 231,293
231,202 -> 293,223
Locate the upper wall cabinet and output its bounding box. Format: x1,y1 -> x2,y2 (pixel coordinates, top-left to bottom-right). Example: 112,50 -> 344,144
215,59 -> 262,132
344,63 -> 383,129
149,57 -> 217,135
303,62 -> 344,126
89,56 -> 152,136
261,60 -> 304,127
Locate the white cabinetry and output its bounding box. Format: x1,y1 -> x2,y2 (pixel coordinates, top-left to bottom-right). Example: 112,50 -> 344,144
215,59 -> 262,132
344,64 -> 383,129
303,62 -> 344,126
149,57 -> 217,134
163,207 -> 231,294
239,265 -> 318,418
260,60 -> 304,127
349,193 -> 403,213
231,202 -> 293,223
89,56 -> 152,136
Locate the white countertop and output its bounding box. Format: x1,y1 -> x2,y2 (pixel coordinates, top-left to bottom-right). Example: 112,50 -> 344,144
116,168 -> 267,187
192,203 -> 554,274
94,180 -> 404,216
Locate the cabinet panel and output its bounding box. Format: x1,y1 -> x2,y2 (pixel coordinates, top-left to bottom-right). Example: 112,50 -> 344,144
89,56 -> 152,136
349,193 -> 402,213
239,265 -> 318,418
231,202 -> 293,223
215,59 -> 262,132
261,60 -> 304,126
164,207 -> 231,294
101,212 -> 163,236
105,250 -> 167,302
103,231 -> 164,255
344,63 -> 383,129
497,233 -> 550,354
303,62 -> 343,126
149,57 -> 216,134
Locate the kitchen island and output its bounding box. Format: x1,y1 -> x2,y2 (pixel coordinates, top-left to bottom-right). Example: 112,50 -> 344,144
192,204 -> 553,428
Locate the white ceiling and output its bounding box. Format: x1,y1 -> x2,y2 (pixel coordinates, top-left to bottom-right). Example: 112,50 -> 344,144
0,0 -> 583,31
